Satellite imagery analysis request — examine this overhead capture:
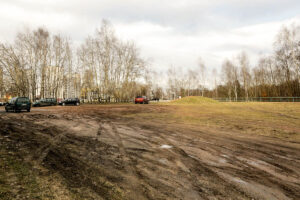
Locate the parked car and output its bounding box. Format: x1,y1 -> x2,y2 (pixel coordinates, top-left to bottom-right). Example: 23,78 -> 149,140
0,102 -> 5,106
5,97 -> 31,112
135,96 -> 149,104
151,97 -> 160,102
59,98 -> 80,106
33,98 -> 57,107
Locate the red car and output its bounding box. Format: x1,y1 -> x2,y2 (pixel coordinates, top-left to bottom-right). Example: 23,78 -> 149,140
135,96 -> 149,104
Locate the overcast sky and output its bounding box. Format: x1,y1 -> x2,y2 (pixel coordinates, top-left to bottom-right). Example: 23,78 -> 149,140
0,0 -> 300,77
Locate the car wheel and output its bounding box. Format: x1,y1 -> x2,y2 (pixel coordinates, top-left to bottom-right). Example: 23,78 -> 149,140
76,102 -> 79,106
63,103 -> 65,106
27,109 -> 30,112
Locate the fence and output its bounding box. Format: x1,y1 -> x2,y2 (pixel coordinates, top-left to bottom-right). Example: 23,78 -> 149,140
213,97 -> 300,102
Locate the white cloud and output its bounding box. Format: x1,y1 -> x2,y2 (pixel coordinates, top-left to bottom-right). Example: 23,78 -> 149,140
0,0 -> 300,84
112,15 -> 300,74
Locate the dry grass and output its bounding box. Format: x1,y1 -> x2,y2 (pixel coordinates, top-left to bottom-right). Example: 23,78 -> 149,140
169,96 -> 218,104
124,102 -> 300,140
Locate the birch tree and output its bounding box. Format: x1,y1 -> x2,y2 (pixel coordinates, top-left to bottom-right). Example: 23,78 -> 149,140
198,57 -> 206,96
238,52 -> 251,100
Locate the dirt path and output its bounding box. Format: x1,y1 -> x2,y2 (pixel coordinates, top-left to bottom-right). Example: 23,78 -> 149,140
0,105 -> 299,199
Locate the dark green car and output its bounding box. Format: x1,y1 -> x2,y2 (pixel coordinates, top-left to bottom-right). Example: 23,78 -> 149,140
5,97 -> 31,112
33,98 -> 57,107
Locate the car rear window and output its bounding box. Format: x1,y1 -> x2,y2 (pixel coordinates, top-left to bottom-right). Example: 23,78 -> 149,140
46,98 -> 56,102
9,97 -> 17,104
17,98 -> 29,103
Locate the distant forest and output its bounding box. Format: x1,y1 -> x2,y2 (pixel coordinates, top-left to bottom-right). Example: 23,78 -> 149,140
0,20 -> 299,102
167,24 -> 300,100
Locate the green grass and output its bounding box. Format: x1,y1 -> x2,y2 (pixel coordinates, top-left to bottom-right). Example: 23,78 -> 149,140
0,149 -> 46,200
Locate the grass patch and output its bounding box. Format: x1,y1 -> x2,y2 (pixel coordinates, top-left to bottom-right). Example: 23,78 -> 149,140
0,141 -> 71,200
123,102 -> 300,140
169,96 -> 218,104
0,147 -> 46,200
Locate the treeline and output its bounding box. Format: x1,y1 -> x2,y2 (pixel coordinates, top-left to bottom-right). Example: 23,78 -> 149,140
0,20 -> 149,102
0,22 -> 299,102
0,27 -> 73,101
166,24 -> 300,100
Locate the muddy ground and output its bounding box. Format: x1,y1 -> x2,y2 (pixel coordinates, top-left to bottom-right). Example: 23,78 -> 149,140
0,104 -> 299,200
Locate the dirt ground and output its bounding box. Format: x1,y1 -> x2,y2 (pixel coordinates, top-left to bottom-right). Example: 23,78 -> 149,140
0,103 -> 299,200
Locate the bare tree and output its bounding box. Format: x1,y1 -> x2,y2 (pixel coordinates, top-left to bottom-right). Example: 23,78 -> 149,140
187,69 -> 197,96
274,25 -> 300,96
77,20 -> 146,102
212,68 -> 218,98
0,43 -> 29,97
238,52 -> 251,100
0,66 -> 3,98
198,57 -> 206,96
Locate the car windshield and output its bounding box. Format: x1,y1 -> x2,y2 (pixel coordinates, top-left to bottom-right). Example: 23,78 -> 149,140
136,96 -> 142,98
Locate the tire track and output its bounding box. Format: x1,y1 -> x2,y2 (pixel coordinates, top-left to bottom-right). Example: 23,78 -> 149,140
128,123 -> 298,200
101,122 -> 146,200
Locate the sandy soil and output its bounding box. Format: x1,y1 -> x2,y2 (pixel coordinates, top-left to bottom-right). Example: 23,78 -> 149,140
0,105 -> 299,200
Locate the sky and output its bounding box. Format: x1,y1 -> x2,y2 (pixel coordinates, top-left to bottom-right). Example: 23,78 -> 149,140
0,0 -> 300,81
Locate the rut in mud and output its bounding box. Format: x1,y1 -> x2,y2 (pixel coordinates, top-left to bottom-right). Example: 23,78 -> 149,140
0,105 -> 299,200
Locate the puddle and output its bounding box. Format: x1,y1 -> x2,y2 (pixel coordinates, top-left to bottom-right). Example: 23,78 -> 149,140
232,177 -> 247,184
188,154 -> 198,160
219,158 -> 227,163
158,158 -> 169,165
160,144 -> 173,149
